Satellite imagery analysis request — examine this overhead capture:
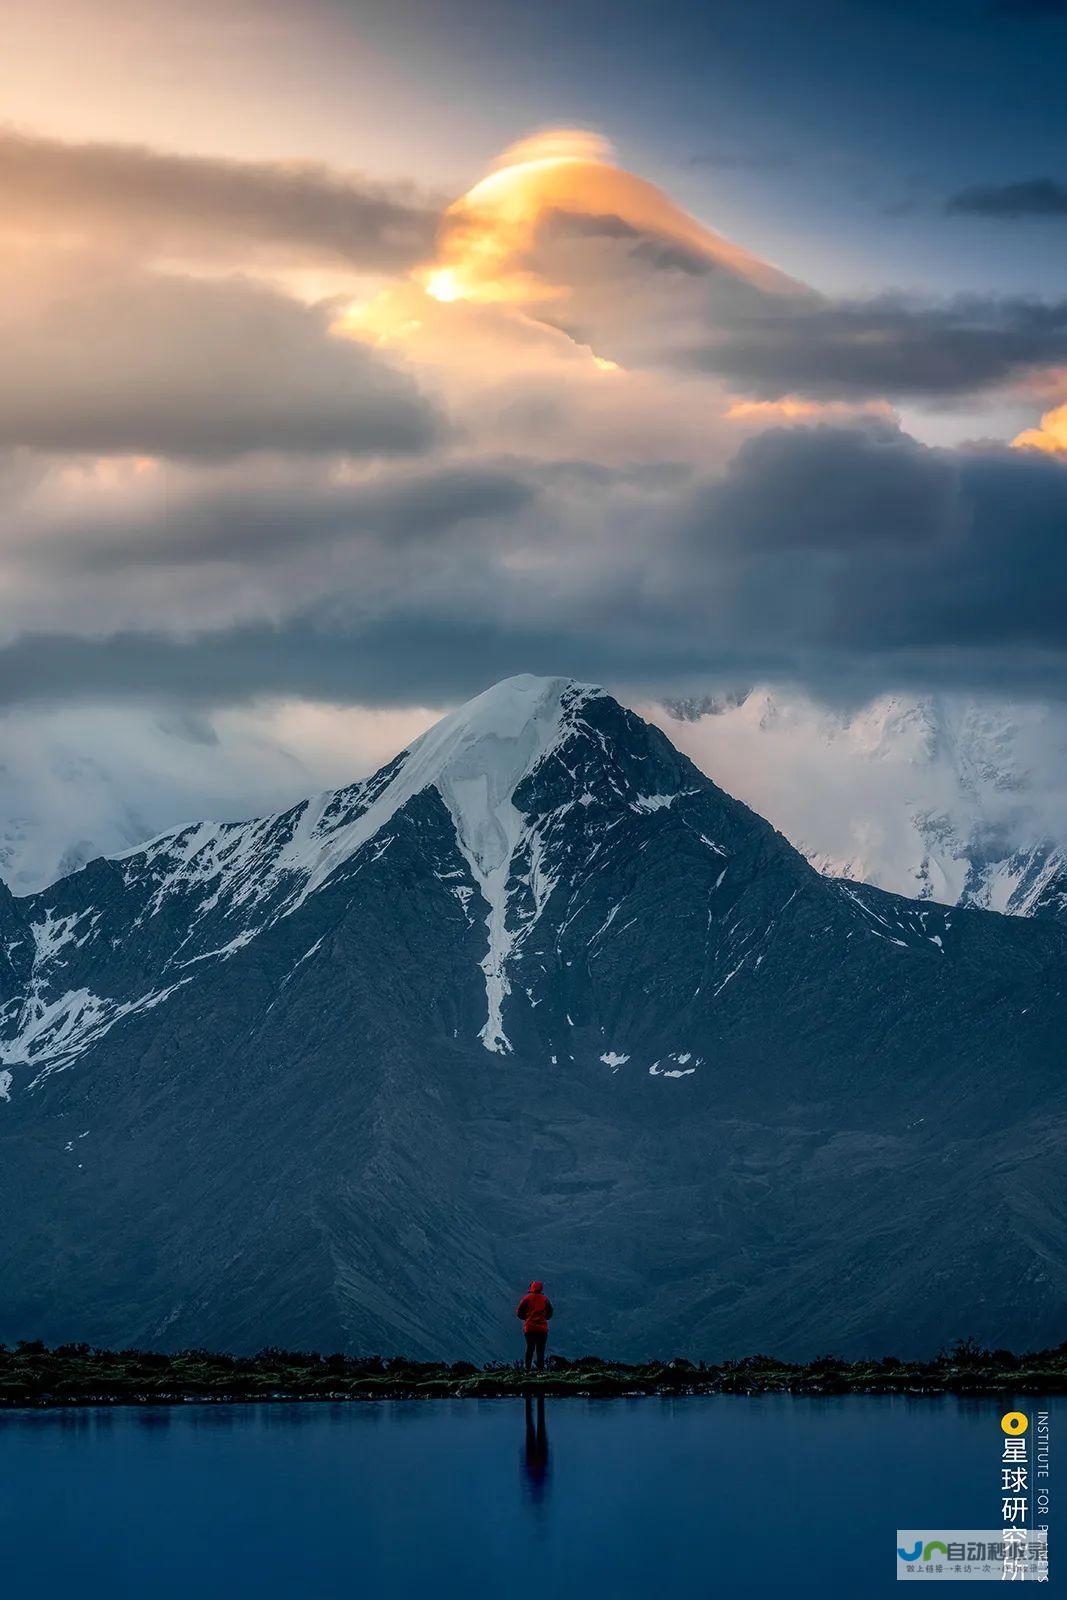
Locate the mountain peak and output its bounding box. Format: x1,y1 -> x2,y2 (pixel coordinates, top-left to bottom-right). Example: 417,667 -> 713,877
284,674 -> 604,909
429,673 -> 603,739
405,675 -> 602,839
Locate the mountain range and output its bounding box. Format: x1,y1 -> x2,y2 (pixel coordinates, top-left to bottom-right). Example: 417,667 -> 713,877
7,690 -> 1067,938
1,674 -> 1065,1360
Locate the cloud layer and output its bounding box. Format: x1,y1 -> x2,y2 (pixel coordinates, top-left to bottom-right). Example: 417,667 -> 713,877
0,261 -> 440,458
0,127 -> 439,271
685,292 -> 1067,401
2,122 -> 1067,726
4,420 -> 1067,707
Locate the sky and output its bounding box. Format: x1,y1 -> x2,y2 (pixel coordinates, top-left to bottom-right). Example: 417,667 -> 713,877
3,0 -> 1067,885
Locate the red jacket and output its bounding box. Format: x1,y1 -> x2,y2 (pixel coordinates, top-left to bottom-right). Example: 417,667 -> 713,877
516,1281 -> 553,1333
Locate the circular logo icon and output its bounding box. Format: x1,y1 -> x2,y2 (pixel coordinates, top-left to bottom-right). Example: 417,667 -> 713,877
1001,1411 -> 1029,1435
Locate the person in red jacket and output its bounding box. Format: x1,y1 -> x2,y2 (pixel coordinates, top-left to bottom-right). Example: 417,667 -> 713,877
516,1280 -> 553,1370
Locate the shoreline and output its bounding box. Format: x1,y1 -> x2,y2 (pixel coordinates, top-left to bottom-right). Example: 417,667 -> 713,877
4,1341 -> 1066,1407
3,1383 -> 1064,1410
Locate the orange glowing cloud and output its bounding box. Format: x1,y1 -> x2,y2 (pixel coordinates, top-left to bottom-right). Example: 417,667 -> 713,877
333,130 -> 824,468
344,127 -> 800,383
1013,401 -> 1067,456
725,396 -> 895,423
416,127 -> 797,310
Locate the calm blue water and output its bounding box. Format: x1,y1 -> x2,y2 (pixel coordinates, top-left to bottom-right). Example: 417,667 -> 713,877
0,1395 -> 1058,1597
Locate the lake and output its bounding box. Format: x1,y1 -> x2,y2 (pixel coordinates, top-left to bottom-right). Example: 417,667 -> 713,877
0,1395 -> 1057,1596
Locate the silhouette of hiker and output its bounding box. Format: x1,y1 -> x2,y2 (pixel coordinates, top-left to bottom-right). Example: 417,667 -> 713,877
521,1394 -> 550,1504
516,1280 -> 553,1370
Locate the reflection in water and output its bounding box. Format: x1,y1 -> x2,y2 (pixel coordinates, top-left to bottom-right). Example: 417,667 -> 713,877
521,1395 -> 551,1508
133,1407 -> 173,1432
4,1396 -> 1060,1598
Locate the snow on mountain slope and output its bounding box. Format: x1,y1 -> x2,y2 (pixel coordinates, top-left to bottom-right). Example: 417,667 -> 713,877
655,688 -> 1067,922
402,675 -> 598,1050
0,702 -> 435,896
0,677 -> 604,1077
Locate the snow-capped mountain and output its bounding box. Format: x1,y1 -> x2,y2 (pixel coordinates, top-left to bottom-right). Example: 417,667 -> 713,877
657,689 -> 1067,923
2,675 -> 1066,1360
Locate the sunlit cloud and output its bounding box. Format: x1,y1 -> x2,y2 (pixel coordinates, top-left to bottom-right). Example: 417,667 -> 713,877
415,125 -> 797,310
725,396 -> 895,423
344,124 -> 799,382
1013,399 -> 1067,454
0,251 -> 441,460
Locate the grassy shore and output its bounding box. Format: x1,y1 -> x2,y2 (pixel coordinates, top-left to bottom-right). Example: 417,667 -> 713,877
2,1337 -> 1065,1406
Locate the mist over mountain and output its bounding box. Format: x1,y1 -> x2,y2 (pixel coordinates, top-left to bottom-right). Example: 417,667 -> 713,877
1,675 -> 1065,1360
659,688 -> 1067,926
0,702 -> 434,896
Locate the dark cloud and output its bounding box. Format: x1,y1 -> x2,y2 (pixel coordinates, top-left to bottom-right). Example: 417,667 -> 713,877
35,465 -> 534,571
673,425 -> 1067,669
687,292 -> 1067,400
0,127 -> 439,271
0,265 -> 440,459
6,425 -> 1067,708
539,208 -> 788,289
946,178 -> 1067,218
687,425 -> 958,550
0,613 -> 745,714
